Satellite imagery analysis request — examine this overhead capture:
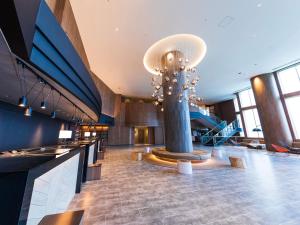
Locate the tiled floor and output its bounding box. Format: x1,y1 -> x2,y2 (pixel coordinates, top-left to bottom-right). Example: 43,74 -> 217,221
68,145 -> 300,225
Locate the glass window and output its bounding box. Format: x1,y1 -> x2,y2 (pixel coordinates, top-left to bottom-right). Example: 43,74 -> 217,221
242,108 -> 263,138
239,89 -> 256,108
285,96 -> 300,139
277,67 -> 300,94
236,114 -> 245,137
233,98 -> 240,112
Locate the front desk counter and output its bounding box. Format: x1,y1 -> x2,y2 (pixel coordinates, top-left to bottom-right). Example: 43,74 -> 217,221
78,139 -> 99,182
0,144 -> 86,225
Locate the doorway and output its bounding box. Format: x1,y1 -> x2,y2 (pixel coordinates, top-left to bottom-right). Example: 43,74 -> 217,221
134,127 -> 154,145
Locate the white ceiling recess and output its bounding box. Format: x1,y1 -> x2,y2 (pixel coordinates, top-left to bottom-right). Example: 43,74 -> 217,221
69,0 -> 300,104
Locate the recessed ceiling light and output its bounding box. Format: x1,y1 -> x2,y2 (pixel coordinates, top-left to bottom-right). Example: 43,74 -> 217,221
257,3 -> 262,7
115,27 -> 119,32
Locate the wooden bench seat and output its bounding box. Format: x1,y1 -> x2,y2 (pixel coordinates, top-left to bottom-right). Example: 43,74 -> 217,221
38,210 -> 84,225
87,162 -> 102,181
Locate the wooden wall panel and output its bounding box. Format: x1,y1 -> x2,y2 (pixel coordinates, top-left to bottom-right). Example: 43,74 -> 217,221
125,102 -> 160,127
213,99 -> 236,123
154,127 -> 165,145
91,72 -> 116,117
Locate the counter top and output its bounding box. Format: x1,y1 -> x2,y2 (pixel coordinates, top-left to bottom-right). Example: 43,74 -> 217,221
0,144 -> 82,173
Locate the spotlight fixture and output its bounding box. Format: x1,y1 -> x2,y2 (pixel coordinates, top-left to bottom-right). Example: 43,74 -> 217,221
24,107 -> 32,117
40,101 -> 47,109
18,96 -> 28,107
40,83 -> 49,109
50,91 -> 61,119
51,111 -> 56,119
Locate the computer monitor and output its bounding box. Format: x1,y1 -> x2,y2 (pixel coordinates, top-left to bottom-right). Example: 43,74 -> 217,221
84,132 -> 91,137
58,130 -> 72,139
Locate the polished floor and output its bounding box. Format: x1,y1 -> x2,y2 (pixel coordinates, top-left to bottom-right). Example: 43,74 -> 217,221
68,145 -> 300,225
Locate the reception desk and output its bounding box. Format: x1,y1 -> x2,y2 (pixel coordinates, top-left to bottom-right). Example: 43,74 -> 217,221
0,144 -> 86,225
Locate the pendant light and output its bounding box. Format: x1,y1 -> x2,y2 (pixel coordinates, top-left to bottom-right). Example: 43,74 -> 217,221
24,107 -> 32,116
18,96 -> 28,107
18,63 -> 28,107
23,79 -> 46,117
50,90 -> 61,119
40,83 -> 50,110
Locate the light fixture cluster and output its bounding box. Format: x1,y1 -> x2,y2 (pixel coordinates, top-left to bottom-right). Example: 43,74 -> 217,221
149,55 -> 204,112
15,59 -> 93,124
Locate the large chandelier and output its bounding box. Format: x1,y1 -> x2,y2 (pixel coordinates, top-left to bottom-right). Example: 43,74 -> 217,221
143,34 -> 207,111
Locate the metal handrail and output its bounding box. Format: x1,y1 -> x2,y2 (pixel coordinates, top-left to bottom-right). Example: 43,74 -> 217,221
212,120 -> 241,146
201,120 -> 227,144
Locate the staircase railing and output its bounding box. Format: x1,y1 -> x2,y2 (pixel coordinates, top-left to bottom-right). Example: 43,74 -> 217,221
212,119 -> 242,146
200,121 -> 227,145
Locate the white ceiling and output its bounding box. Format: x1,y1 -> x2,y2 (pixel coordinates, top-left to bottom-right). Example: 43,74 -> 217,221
69,0 -> 300,103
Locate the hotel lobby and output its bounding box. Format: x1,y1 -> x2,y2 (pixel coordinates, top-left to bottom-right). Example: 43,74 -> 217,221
1,1 -> 300,225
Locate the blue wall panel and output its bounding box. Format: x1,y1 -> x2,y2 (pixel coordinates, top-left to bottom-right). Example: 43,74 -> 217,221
30,1 -> 101,118
0,101 -> 68,151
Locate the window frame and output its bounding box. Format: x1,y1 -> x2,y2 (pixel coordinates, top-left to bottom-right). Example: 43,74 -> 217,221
274,71 -> 298,141
235,89 -> 264,139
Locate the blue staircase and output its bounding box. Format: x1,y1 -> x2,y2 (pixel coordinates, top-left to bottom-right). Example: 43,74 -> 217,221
199,121 -> 227,145
190,111 -> 224,130
190,110 -> 242,146
211,120 -> 242,146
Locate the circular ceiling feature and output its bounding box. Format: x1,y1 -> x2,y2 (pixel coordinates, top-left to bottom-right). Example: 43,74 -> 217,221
143,34 -> 207,75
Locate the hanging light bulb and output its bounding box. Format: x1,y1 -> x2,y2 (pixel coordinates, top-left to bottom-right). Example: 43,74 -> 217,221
165,76 -> 170,82
24,106 -> 32,117
183,84 -> 189,90
167,91 -> 172,95
180,65 -> 185,71
179,58 -> 183,62
154,101 -> 159,106
178,99 -> 182,103
168,86 -> 173,90
161,107 -> 164,112
18,96 -> 28,107
172,78 -> 177,83
185,58 -> 189,63
155,85 -> 161,90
